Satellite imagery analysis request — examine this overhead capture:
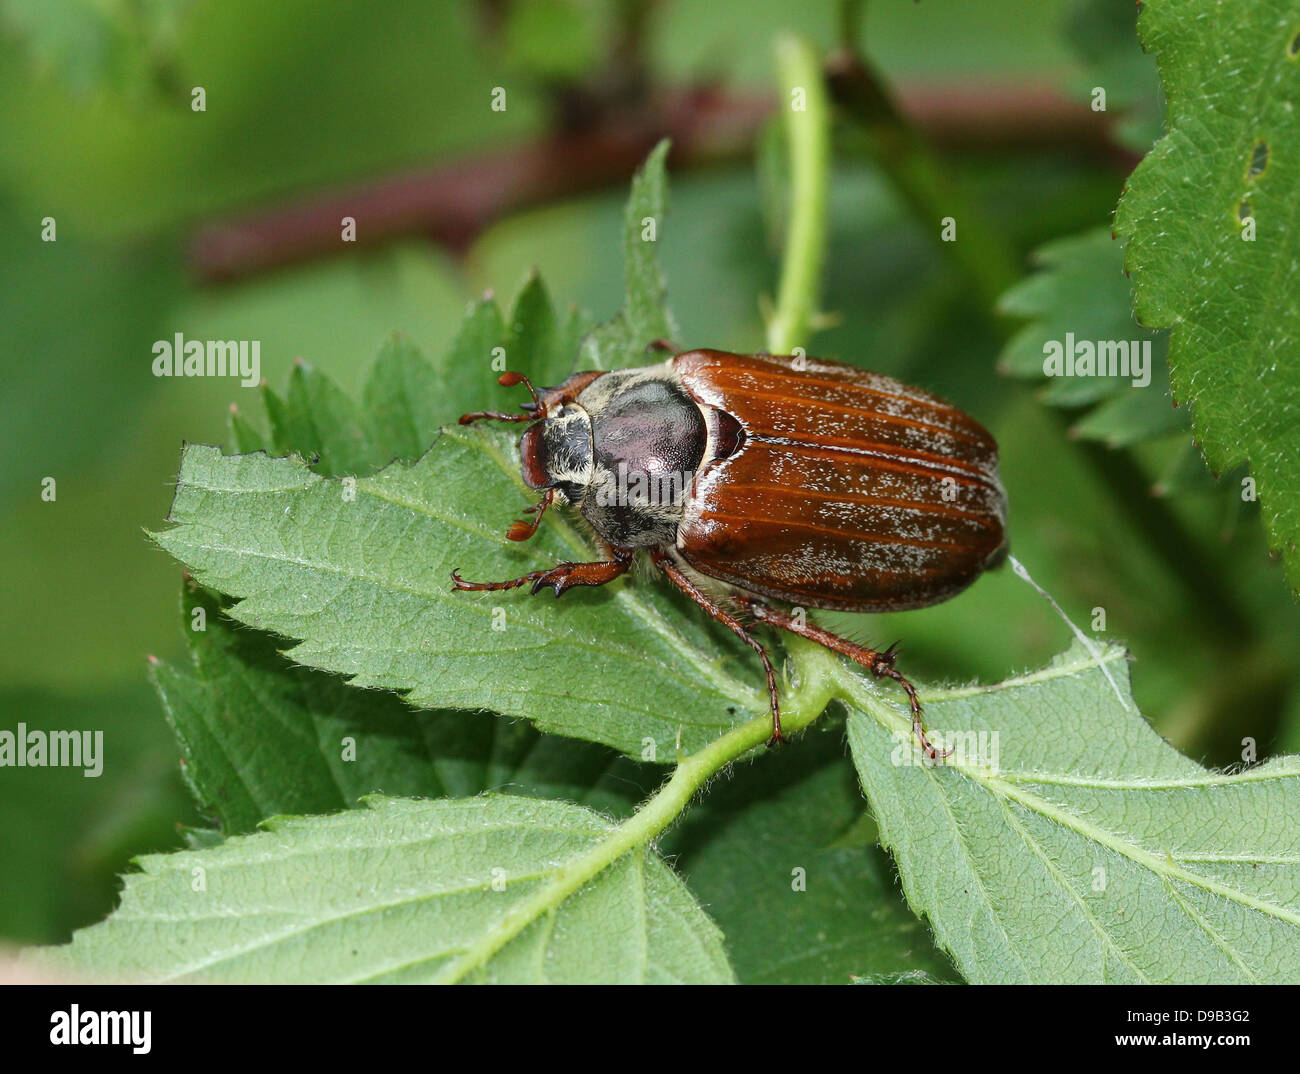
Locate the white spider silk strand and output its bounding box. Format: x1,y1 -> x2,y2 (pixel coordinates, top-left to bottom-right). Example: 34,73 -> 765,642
1007,553 -> 1130,711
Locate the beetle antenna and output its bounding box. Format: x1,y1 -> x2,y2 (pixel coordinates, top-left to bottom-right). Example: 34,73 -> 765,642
458,371 -> 545,425
497,370 -> 541,407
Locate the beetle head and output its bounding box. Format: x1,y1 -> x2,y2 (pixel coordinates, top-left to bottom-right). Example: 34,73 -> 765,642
458,370 -> 599,541
518,405 -> 594,501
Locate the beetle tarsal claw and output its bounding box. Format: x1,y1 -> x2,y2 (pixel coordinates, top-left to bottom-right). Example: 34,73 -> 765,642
915,717 -> 954,761
530,571 -> 569,597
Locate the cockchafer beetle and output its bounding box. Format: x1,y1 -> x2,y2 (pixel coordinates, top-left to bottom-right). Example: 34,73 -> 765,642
452,343 -> 1008,757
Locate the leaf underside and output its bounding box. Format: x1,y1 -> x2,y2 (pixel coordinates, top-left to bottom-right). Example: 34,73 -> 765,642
848,641 -> 1300,983
153,576 -> 958,984
153,580 -> 657,837
42,796 -> 734,984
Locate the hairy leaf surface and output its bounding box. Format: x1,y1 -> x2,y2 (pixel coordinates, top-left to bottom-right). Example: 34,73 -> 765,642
1114,0 -> 1300,590
847,641 -> 1300,983
43,796 -> 734,984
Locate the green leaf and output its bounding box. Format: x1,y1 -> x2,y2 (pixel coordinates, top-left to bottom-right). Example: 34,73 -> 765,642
1152,440 -> 1217,499
40,795 -> 735,983
845,640 -> 1300,983
245,294 -> 586,479
436,296 -> 510,421
1069,387 -> 1187,450
1114,0 -> 1300,592
381,281 -> 587,440
503,272 -> 564,387
497,272 -> 594,388
264,359 -> 375,477
360,332 -> 445,464
159,582 -> 954,982
152,437 -> 762,760
664,718 -> 959,984
582,138 -> 678,370
997,228 -> 1182,442
556,301 -> 597,381
153,580 -> 656,835
226,402 -> 269,454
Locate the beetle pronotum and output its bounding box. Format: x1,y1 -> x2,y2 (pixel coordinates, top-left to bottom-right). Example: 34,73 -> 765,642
452,344 -> 1008,757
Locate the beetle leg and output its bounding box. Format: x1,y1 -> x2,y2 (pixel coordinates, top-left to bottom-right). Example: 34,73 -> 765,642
652,552 -> 784,746
451,547 -> 633,598
734,598 -> 952,761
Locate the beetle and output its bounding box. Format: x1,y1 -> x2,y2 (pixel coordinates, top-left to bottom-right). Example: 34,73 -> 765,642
451,344 -> 1008,756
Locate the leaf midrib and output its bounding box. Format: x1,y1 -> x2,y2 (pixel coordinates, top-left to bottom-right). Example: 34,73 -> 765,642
845,652 -> 1300,975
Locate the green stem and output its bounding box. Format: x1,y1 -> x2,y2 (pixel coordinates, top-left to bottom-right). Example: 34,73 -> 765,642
767,34 -> 832,355
436,639 -> 839,982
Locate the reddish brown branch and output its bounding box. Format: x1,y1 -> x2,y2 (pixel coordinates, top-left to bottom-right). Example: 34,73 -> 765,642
190,80 -> 1133,284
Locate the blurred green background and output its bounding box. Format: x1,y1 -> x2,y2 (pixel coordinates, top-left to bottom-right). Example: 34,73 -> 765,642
2,0 -> 1297,946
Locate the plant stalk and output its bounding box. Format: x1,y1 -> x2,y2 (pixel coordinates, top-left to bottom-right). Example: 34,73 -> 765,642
767,34 -> 832,355
436,640 -> 840,981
